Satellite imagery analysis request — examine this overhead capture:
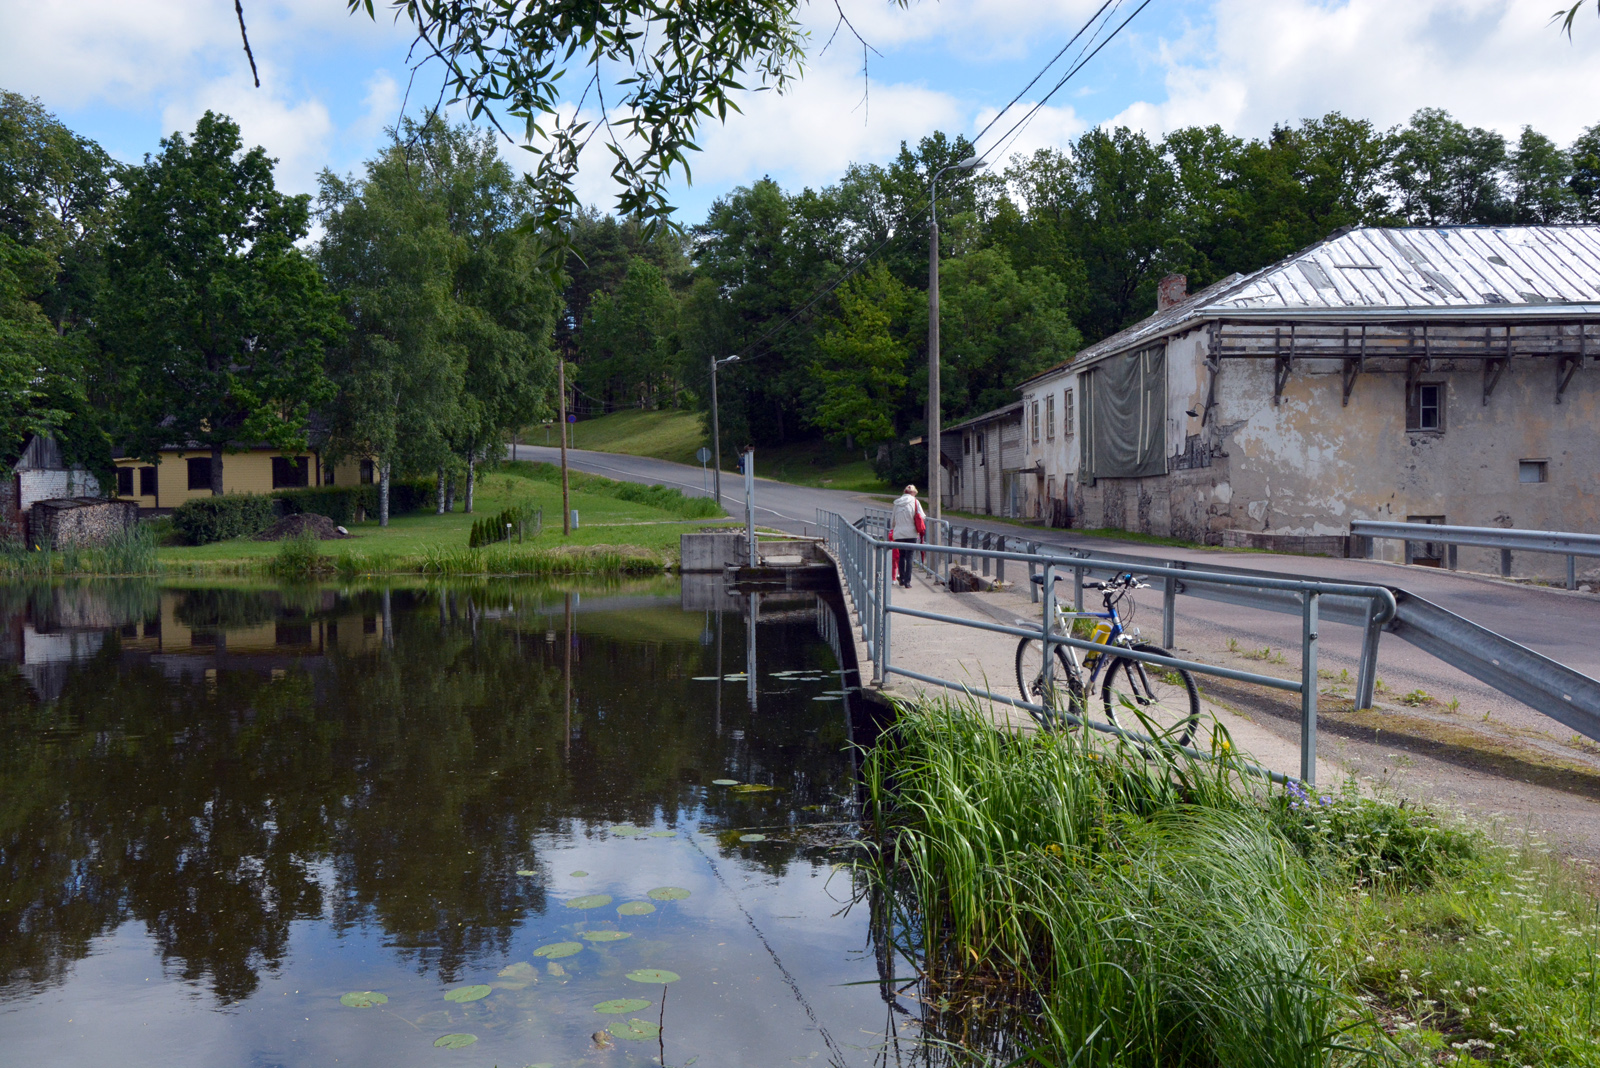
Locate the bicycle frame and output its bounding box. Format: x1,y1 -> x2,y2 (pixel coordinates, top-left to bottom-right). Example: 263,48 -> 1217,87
1043,586 -> 1141,696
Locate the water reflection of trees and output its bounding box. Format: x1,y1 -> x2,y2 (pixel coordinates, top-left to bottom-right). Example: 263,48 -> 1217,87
0,584 -> 857,1003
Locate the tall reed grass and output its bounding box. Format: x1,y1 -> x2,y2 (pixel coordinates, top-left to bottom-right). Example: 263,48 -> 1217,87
0,522 -> 160,577
861,700 -> 1367,1067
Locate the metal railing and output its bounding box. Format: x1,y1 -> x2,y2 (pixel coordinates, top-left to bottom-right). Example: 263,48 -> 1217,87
816,509 -> 1400,786
1352,519 -> 1600,590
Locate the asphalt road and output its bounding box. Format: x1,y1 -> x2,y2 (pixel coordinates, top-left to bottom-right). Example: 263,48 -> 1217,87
510,443 -> 1600,757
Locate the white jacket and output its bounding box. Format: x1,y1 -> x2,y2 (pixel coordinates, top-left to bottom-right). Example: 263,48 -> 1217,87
890,494 -> 924,539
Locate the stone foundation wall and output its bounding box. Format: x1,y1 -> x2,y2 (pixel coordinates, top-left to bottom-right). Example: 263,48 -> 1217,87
1220,529 -> 1351,557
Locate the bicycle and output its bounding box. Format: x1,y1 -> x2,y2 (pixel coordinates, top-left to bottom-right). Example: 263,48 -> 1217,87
1015,572 -> 1201,747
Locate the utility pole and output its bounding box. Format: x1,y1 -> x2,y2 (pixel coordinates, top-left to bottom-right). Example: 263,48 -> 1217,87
928,155 -> 984,531
710,354 -> 739,506
559,358 -> 570,535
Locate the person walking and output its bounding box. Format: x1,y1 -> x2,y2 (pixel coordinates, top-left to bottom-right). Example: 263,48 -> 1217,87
890,484 -> 926,588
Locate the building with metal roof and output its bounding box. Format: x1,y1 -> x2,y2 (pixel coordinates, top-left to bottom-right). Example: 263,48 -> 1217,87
1014,225 -> 1600,580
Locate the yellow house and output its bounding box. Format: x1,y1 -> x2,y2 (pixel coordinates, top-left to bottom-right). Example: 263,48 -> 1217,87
113,446 -> 373,510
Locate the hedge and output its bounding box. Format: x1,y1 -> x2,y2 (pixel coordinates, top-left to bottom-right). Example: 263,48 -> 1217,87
274,478 -> 435,524
171,495 -> 277,545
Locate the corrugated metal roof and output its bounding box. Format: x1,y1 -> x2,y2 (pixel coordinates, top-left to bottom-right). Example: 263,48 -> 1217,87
1027,225 -> 1600,379
1214,225 -> 1600,310
939,400 -> 1022,436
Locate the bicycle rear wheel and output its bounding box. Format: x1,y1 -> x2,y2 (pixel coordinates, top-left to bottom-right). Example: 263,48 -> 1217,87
1015,637 -> 1084,717
1100,643 -> 1200,748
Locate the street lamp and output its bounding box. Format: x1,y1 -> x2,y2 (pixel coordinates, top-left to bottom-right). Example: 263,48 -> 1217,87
928,154 -> 984,529
710,354 -> 740,504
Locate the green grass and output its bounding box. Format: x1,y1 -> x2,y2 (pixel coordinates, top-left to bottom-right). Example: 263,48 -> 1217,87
547,409 -> 895,493
554,408 -> 709,465
157,466 -> 735,576
862,699 -> 1600,1067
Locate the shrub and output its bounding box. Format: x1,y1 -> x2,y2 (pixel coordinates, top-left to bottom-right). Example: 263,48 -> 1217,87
468,506 -> 538,548
267,528 -> 327,579
273,477 -> 435,523
171,494 -> 277,545
274,485 -> 367,524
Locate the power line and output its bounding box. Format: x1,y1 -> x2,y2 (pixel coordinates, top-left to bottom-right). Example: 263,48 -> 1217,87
967,0 -> 1120,152
976,0 -> 1156,168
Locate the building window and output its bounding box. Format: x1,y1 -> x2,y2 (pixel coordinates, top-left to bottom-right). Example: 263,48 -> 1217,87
1518,459 -> 1548,483
116,467 -> 135,496
1030,401 -> 1040,443
1406,382 -> 1444,432
1047,476 -> 1057,501
360,459 -> 375,485
187,456 -> 212,490
1063,389 -> 1075,436
272,456 -> 310,489
139,467 -> 157,497
977,432 -> 985,465
323,463 -> 336,485
1045,394 -> 1056,441
963,434 -> 971,456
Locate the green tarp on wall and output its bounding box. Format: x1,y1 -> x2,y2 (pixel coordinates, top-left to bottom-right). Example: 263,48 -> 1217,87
1080,345 -> 1167,480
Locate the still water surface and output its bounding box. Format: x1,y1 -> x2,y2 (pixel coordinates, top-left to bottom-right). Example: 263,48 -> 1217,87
0,578 -> 907,1068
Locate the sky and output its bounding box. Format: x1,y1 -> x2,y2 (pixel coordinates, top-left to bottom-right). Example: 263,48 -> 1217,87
3,0 -> 1599,224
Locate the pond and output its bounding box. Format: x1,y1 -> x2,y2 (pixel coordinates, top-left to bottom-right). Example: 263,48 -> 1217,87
0,576 -> 918,1068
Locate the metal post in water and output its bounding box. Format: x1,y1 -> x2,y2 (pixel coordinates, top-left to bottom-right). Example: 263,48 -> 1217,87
747,592 -> 758,709
1301,591 -> 1320,786
744,450 -> 756,567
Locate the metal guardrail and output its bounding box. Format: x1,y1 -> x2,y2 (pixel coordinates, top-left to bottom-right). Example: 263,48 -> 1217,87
1384,588 -> 1600,743
816,509 -> 1400,786
1352,519 -> 1600,590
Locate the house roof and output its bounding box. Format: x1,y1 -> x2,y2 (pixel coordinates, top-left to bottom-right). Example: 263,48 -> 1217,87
939,400 -> 1023,437
1018,224 -> 1600,383
8,433 -> 67,473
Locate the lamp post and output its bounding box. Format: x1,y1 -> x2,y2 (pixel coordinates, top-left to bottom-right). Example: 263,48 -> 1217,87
710,354 -> 740,504
928,155 -> 984,528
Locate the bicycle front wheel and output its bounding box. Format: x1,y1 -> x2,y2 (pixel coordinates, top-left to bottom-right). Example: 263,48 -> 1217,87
1101,643 -> 1200,748
1015,637 -> 1083,716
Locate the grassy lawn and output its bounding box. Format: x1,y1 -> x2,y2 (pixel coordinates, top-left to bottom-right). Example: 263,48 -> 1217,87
158,466 -> 737,575
549,409 -> 896,494
559,408 -> 709,465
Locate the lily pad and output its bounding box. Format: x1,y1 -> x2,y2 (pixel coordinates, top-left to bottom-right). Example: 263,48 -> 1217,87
534,941 -> 583,959
711,779 -> 740,786
434,1034 -> 478,1049
581,930 -> 632,942
812,695 -> 842,701
626,968 -> 681,985
545,961 -> 566,977
730,783 -> 777,793
690,676 -> 723,681
739,833 -> 767,843
570,870 -> 589,877
564,894 -> 613,909
610,825 -> 642,837
444,984 -> 491,1003
593,997 -> 651,1015
515,869 -> 537,876
648,830 -> 675,838
617,901 -> 656,916
646,886 -> 691,901
609,1018 -> 662,1041
498,962 -> 536,980
339,991 -> 387,1008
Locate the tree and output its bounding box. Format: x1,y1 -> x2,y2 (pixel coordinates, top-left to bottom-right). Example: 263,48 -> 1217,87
936,248 -> 1080,417
1388,108 -> 1510,225
1568,122 -> 1600,222
579,257 -> 680,409
1508,127 -> 1575,223
319,115 -> 559,520
808,263 -> 917,450
1,92 -> 121,483
100,112 -> 340,495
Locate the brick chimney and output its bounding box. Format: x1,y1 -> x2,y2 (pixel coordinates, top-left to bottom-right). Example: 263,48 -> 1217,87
1157,273 -> 1188,312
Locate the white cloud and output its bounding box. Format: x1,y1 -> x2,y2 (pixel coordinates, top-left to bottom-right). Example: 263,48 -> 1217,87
1107,0 -> 1600,144
159,66 -> 335,195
